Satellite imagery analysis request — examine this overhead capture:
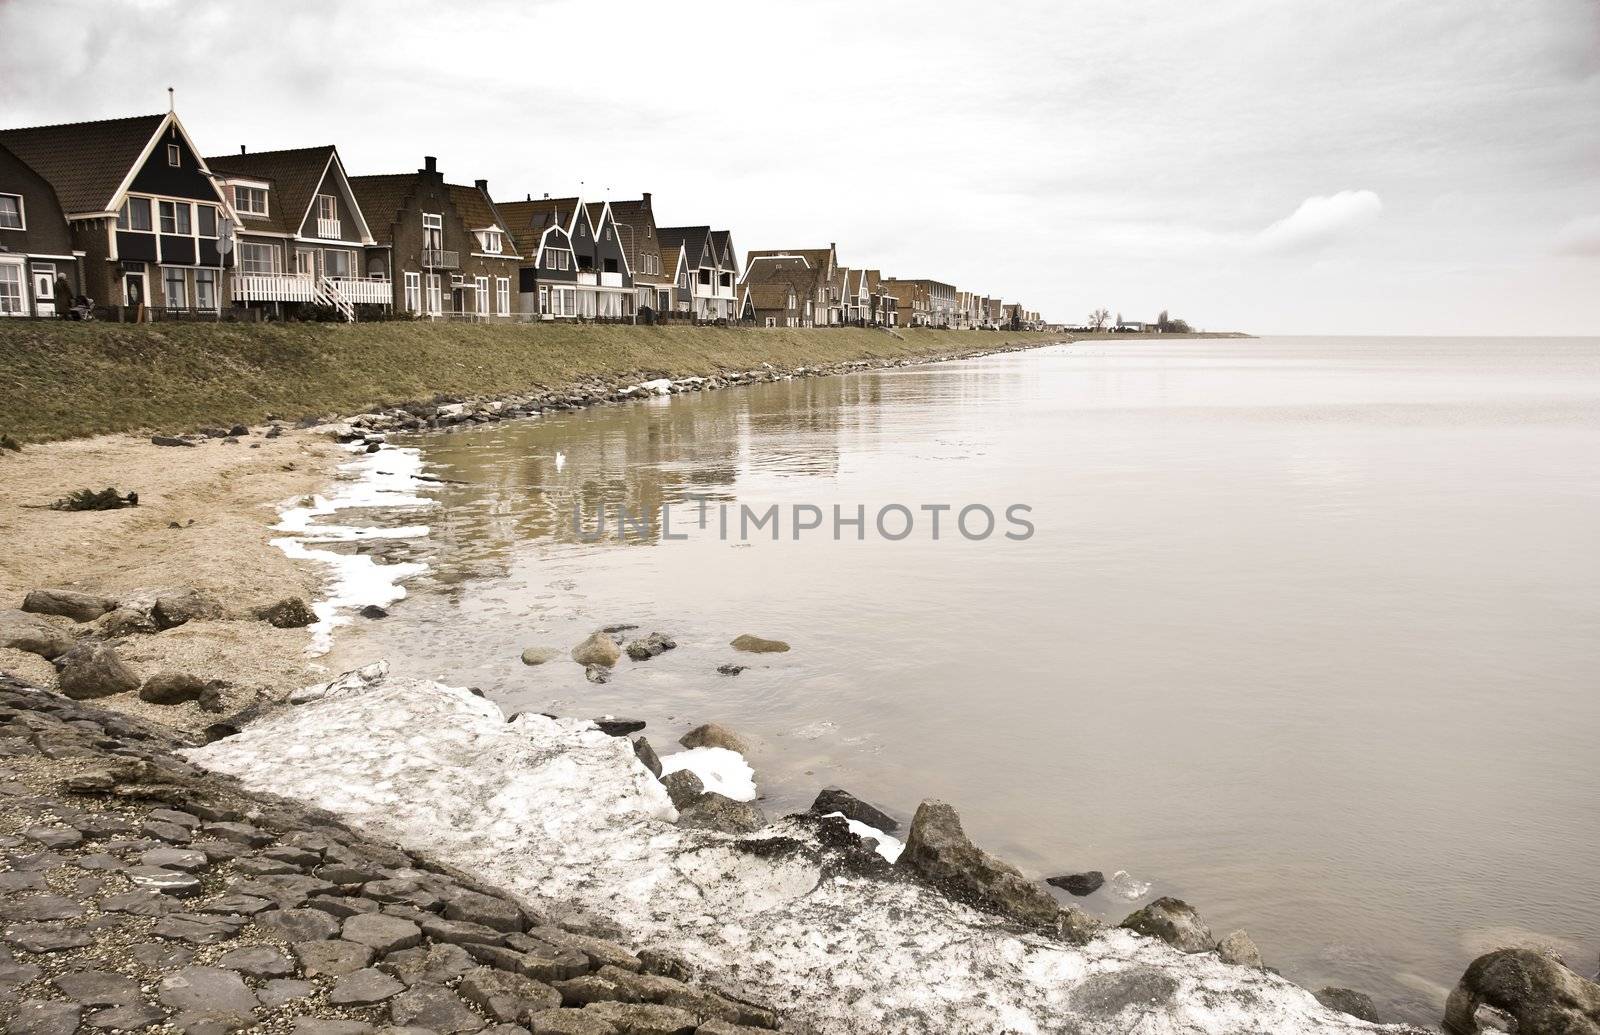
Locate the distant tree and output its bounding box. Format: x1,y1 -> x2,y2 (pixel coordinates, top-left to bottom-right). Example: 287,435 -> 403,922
1168,317 -> 1192,333
1157,309 -> 1170,331
1089,307 -> 1110,331
1115,312 -> 1123,328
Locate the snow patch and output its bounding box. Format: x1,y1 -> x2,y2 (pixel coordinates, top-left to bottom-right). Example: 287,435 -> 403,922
659,746 -> 757,801
822,812 -> 904,864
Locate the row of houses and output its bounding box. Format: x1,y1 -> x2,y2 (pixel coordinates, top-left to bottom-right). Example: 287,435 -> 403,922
0,105 -> 1046,330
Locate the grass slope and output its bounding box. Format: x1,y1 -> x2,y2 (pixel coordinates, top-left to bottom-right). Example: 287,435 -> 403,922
0,322 -> 1060,442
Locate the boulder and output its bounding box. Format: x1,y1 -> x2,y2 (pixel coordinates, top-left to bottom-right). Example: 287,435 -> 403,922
592,717 -> 644,737
54,642 -> 140,699
1216,929 -> 1264,969
1314,987 -> 1382,1023
1120,897 -> 1214,954
809,787 -> 899,833
715,664 -> 746,677
23,588 -> 117,623
585,666 -> 609,685
895,800 -> 1059,929
150,588 -> 222,629
659,770 -> 704,811
624,633 -> 676,662
676,793 -> 766,835
92,607 -> 160,638
258,597 -> 317,629
520,647 -> 561,666
1055,905 -> 1105,946
633,737 -> 662,778
139,672 -> 209,705
359,605 -> 388,619
1442,948 -> 1600,1035
571,631 -> 621,668
729,634 -> 789,654
0,609 -> 73,659
1045,871 -> 1104,896
677,723 -> 748,754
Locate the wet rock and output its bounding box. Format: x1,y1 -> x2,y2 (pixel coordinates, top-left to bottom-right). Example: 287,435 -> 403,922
592,717 -> 644,737
659,770 -> 704,810
570,631 -> 621,668
624,633 -> 676,662
216,944 -> 294,978
1216,929 -> 1264,969
632,737 -> 662,778
23,588 -> 117,623
343,913 -> 424,954
520,647 -> 561,666
729,634 -> 788,654
257,907 -> 342,941
677,723 -> 748,754
257,597 -> 317,629
8,1000 -> 82,1035
443,890 -> 524,933
809,787 -> 899,833
1314,987 -> 1382,1023
0,609 -> 74,659
85,1003 -> 167,1029
139,672 -> 209,705
895,799 -> 1060,929
54,642 -> 140,700
1443,948 -> 1600,1034
51,969 -> 142,1007
458,968 -> 562,1023
1046,871 -> 1104,896
584,666 -> 609,685
329,967 -> 406,1006
1120,897 -> 1215,954
389,982 -> 487,1032
715,665 -> 746,677
292,939 -> 376,976
1055,905 -> 1105,945
158,966 -> 259,1018
676,793 -> 766,835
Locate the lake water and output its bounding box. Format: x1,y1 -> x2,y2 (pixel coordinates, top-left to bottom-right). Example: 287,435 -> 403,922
334,337 -> 1600,1024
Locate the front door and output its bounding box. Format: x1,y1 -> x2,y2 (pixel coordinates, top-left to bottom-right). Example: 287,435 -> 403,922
124,270 -> 147,308
32,264 -> 55,315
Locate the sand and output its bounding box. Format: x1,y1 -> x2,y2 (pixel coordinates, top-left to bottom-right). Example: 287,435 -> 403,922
0,429 -> 344,729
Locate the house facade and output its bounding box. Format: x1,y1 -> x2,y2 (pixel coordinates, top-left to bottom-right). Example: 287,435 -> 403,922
0,110 -> 236,319
499,195 -> 633,320
0,142 -> 81,317
892,279 -> 957,327
745,245 -> 840,325
610,194 -> 673,316
884,279 -> 932,327
659,226 -> 738,320
739,254 -> 817,326
351,158 -> 522,321
206,145 -> 389,320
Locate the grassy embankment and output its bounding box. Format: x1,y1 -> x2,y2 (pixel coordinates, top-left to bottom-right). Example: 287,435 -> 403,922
0,322 -> 1062,443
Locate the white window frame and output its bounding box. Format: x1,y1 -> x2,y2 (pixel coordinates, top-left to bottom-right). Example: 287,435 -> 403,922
403,271 -> 421,313
159,200 -> 192,236
539,286 -> 549,314
0,260 -> 25,316
163,266 -> 188,308
0,193 -> 24,230
496,276 -> 509,316
317,195 -> 336,221
425,273 -> 442,315
238,241 -> 278,275
475,275 -> 489,316
232,185 -> 269,217
118,196 -> 154,232
194,268 -> 217,310
480,230 -> 503,254
167,143 -> 181,167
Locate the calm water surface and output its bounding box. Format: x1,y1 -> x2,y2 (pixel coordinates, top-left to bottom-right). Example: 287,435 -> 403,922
335,337 -> 1600,1024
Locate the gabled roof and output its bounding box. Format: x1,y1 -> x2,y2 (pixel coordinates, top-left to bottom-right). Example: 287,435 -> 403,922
745,247 -> 834,279
348,174 -> 420,245
0,112 -> 170,215
446,183 -> 521,256
206,145 -> 368,240
499,197 -> 581,239
708,229 -> 736,270
657,226 -> 712,268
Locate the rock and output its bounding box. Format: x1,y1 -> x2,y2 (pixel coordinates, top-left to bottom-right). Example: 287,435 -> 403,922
1443,948 -> 1600,1034
257,907 -> 342,941
715,665 -> 746,677
342,913 -> 424,954
360,605 -> 389,619
53,642 -> 140,699
149,588 -> 222,629
0,610 -> 73,659
1045,871 -> 1104,896
676,793 -> 766,835
23,588 -> 117,623
2,893 -> 84,921
257,979 -> 315,1009
151,915 -> 240,944
152,435 -> 198,447
809,787 -> 899,833
580,1002 -> 696,1034
458,968 -> 562,1023
158,966 -> 259,1018
381,942 -> 477,986
729,634 -> 788,654
520,647 -> 560,666
677,723 -> 748,754
139,672 -> 209,705
1055,905 -> 1105,945
51,969 -> 142,1007
592,717 -> 644,737
4,924 -> 92,953
216,944 -> 294,978
258,597 -> 317,629
570,631 -> 621,668
624,633 -> 676,661
584,666 -> 609,685
695,1023 -> 773,1035
525,1009 -> 619,1034
524,928 -> 641,974
895,799 -> 1060,929
85,1003 -> 167,1029
292,939 -> 376,977
8,1000 -> 82,1035
1120,898 -> 1215,954
389,982 -> 487,1033
92,607 -> 159,637
329,967 -> 407,1006
292,1022 -> 372,1035
632,737 -> 662,778
443,889 -> 524,933
420,917 -> 508,947
1216,930 -> 1264,969
659,770 -> 704,810
125,866 -> 202,896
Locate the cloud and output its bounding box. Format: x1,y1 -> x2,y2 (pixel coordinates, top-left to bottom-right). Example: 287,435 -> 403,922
1254,190 -> 1383,253
1553,215 -> 1600,256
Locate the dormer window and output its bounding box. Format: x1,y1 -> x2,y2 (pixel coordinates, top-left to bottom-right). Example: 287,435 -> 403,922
480,230 -> 503,254
167,144 -> 181,167
233,186 -> 268,217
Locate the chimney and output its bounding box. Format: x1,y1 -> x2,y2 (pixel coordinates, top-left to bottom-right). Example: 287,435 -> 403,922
475,178 -> 488,194
642,192 -> 651,206
525,193 -> 531,202
422,156 -> 437,175
543,192 -> 550,199
239,144 -> 246,154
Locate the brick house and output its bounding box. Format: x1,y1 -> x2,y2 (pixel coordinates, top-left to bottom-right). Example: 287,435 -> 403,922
608,194 -> 674,317
0,142 -> 81,317
739,254 -> 818,326
744,244 -> 841,325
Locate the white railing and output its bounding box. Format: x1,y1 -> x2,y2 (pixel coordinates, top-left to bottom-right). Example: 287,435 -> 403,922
328,278 -> 391,305
600,271 -> 624,287
576,271 -> 598,286
233,273 -> 315,302
314,278 -> 355,322
317,218 -> 342,239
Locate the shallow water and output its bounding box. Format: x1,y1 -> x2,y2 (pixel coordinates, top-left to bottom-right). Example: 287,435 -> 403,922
336,337 -> 1600,1024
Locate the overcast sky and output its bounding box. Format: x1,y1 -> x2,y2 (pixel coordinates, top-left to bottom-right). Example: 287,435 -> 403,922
2,0 -> 1596,334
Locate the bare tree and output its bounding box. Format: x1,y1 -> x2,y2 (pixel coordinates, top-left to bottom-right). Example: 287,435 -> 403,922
1089,307 -> 1110,331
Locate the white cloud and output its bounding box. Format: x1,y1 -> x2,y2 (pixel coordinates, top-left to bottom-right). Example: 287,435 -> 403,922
1254,190 -> 1384,254
1553,215 -> 1600,256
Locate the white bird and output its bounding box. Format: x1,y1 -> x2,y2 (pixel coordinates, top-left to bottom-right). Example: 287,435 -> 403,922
555,451 -> 566,473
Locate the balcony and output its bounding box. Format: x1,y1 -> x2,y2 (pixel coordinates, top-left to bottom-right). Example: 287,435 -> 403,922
327,277 -> 392,306
232,272 -> 316,303
600,271 -> 624,288
576,270 -> 598,286
422,248 -> 459,269
317,217 -> 342,239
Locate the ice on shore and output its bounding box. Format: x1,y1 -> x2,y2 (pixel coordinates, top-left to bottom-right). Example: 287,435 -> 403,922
186,674 -> 1423,1035
822,811 -> 905,863
659,746 -> 757,801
